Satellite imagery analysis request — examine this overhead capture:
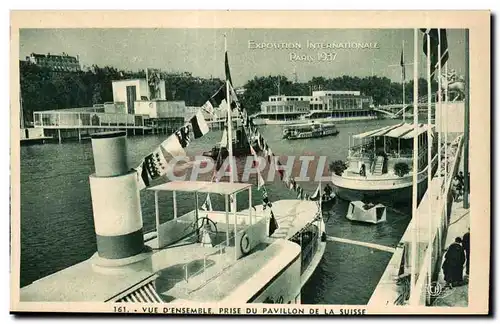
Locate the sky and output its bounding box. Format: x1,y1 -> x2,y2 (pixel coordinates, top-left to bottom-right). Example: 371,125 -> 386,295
19,28 -> 466,87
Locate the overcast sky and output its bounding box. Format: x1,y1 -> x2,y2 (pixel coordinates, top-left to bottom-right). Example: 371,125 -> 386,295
20,28 -> 466,87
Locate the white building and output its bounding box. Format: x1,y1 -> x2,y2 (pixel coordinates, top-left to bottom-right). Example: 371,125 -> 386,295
111,79 -> 166,114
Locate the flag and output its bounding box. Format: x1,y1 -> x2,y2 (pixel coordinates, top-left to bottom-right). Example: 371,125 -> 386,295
201,101 -> 215,116
310,183 -> 322,201
135,161 -> 149,190
400,48 -> 406,81
220,129 -> 228,148
250,145 -> 259,167
262,191 -> 272,210
175,125 -> 191,148
421,29 -> 449,78
144,147 -> 168,180
201,193 -> 213,212
268,210 -> 279,237
160,134 -> 186,157
257,172 -> 265,190
190,111 -> 209,139
297,189 -> 303,200
225,50 -> 233,86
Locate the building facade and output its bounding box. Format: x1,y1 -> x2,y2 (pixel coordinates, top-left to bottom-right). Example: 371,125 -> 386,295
26,52 -> 81,72
252,90 -> 375,125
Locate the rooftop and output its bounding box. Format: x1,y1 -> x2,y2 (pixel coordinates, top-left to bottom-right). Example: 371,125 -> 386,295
148,180 -> 253,195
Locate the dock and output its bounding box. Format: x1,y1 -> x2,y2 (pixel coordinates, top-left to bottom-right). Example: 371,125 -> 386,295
368,133 -> 466,307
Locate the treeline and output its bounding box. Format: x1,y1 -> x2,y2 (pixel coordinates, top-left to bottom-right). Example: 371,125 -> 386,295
19,62 -> 224,122
19,61 -> 437,122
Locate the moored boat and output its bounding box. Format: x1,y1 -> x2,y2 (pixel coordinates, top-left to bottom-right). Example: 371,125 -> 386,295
282,121 -> 339,140
331,122 -> 438,203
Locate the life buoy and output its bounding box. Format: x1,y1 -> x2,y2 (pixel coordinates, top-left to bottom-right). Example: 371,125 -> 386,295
240,232 -> 251,255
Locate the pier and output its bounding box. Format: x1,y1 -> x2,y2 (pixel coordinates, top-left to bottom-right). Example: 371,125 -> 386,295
368,133 -> 466,307
31,109 -> 238,143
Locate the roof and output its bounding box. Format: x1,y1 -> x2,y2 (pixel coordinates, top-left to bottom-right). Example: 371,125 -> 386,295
148,180 -> 252,195
352,123 -> 435,140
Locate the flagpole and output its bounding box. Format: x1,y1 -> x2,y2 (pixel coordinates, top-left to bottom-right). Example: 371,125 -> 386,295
463,29 -> 470,209
426,30 -> 433,297
437,30 -> 443,249
402,40 -> 406,123
225,35 -> 236,213
444,60 -> 448,225
410,28 -> 419,298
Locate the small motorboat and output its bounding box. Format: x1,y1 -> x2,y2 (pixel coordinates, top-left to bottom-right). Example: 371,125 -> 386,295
346,200 -> 387,224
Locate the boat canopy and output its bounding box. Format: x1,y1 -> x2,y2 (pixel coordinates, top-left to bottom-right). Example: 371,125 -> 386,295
352,123 -> 434,140
148,180 -> 252,195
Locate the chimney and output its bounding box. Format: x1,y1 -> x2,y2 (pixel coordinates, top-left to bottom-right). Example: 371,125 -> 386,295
88,131 -> 151,274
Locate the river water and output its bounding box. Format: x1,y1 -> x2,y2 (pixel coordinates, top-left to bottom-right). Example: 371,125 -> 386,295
20,119 -> 411,304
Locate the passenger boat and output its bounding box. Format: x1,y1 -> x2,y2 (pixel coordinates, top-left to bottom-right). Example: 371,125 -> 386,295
331,122 -> 438,203
282,121 -> 339,140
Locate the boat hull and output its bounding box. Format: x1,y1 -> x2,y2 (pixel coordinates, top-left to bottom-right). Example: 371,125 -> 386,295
331,159 -> 437,204
285,130 -> 339,140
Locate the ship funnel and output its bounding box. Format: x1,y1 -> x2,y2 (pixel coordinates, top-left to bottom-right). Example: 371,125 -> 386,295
88,131 -> 151,274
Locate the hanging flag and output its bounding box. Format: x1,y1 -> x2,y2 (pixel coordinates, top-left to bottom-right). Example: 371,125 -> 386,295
400,48 -> 406,81
257,172 -> 265,190
144,147 -> 168,180
201,100 -> 215,116
297,189 -> 303,200
225,50 -> 233,86
135,161 -> 149,190
175,125 -> 191,148
304,193 -> 310,201
201,193 -> 213,212
421,29 -> 449,78
250,145 -> 259,168
268,210 -> 279,237
219,129 -> 228,148
190,111 -> 209,139
262,191 -> 272,210
160,134 -> 186,157
310,183 -> 322,201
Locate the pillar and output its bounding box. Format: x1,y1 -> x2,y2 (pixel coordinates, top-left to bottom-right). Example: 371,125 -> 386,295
88,131 -> 149,272
58,129 -> 62,144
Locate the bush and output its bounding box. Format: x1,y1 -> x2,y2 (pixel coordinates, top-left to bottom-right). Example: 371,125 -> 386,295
394,162 -> 410,177
329,160 -> 348,176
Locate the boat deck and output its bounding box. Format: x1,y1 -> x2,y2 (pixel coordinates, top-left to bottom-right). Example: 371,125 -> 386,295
19,254 -> 154,302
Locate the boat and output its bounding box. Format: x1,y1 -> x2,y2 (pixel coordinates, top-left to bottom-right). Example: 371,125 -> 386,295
282,121 -> 339,140
345,201 -> 387,224
331,122 -> 438,203
19,133 -> 326,304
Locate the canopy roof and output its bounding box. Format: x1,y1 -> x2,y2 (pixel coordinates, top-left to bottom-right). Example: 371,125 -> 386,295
352,123 -> 435,140
148,180 -> 252,195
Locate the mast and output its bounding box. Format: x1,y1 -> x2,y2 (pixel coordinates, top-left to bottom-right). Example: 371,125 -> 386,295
426,30 -> 433,293
225,35 -> 236,212
463,29 -> 470,209
20,93 -> 25,129
402,39 -> 406,123
410,28 -> 419,299
437,30 -> 443,247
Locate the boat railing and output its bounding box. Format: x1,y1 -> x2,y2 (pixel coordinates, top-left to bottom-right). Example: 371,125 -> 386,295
339,154 -> 438,183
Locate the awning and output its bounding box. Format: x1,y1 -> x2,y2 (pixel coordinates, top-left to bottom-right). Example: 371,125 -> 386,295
116,281 -> 163,303
400,124 -> 435,139
383,123 -> 415,138
352,123 -> 403,139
